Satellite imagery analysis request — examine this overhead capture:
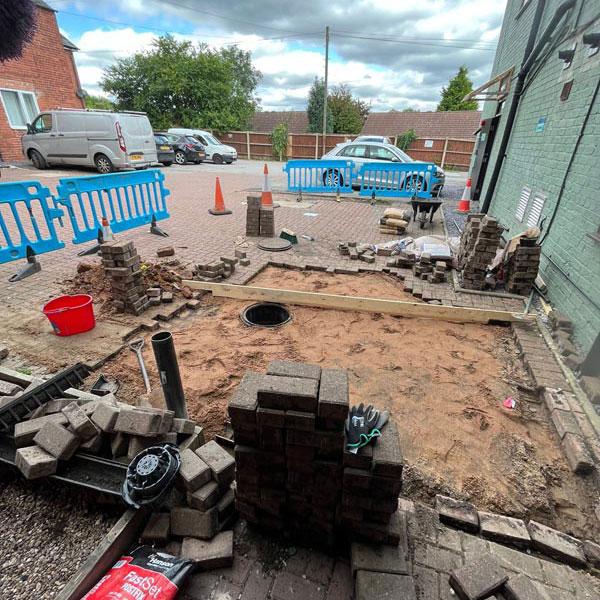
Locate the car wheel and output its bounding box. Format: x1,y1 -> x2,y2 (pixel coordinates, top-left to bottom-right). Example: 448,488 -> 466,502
323,169 -> 343,188
161,161 -> 173,167
213,154 -> 224,165
29,149 -> 47,170
175,151 -> 187,165
95,154 -> 114,174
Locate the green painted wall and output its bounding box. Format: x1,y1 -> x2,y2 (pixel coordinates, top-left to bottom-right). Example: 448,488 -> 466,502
479,0 -> 600,353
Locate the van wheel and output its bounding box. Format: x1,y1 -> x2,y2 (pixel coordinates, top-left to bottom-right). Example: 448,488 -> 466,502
95,154 -> 114,174
30,149 -> 47,170
213,154 -> 224,164
175,151 -> 186,165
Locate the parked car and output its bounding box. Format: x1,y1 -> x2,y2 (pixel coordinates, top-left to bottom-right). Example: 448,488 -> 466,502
168,128 -> 237,164
321,140 -> 445,196
21,109 -> 157,173
354,135 -> 392,144
165,134 -> 206,165
154,133 -> 175,166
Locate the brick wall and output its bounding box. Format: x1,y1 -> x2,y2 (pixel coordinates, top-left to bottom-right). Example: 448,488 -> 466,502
477,0 -> 600,354
0,6 -> 83,162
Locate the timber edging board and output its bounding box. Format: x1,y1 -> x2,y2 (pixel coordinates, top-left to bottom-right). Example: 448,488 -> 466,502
182,281 -> 530,324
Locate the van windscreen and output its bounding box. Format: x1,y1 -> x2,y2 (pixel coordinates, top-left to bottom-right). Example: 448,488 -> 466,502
121,115 -> 153,135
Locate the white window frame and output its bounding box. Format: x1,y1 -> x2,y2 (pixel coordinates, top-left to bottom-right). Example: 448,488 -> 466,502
516,186 -> 531,222
527,192 -> 546,227
0,88 -> 39,130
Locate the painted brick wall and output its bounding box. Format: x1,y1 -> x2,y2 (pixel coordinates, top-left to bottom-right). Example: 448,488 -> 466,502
478,0 -> 600,354
0,6 -> 83,162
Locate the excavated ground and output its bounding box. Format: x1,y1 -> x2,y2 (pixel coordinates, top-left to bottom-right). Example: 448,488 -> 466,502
101,267 -> 600,539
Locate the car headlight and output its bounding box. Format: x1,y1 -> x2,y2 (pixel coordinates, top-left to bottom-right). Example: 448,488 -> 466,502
434,168 -> 444,178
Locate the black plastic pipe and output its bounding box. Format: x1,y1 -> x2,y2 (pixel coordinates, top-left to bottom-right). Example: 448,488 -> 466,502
482,0 -> 576,213
151,331 -> 188,419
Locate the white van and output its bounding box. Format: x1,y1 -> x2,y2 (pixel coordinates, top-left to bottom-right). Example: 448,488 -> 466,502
21,109 -> 157,173
167,128 -> 237,164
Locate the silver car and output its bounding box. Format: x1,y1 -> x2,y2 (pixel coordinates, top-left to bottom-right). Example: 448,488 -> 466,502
322,140 -> 445,196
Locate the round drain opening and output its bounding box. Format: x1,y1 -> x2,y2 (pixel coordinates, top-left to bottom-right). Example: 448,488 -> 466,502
241,303 -> 291,327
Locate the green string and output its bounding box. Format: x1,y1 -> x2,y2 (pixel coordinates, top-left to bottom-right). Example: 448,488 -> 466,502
346,429 -> 382,450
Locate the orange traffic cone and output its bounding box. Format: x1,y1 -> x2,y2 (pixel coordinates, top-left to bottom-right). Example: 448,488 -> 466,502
261,163 -> 273,207
208,177 -> 232,215
456,177 -> 472,213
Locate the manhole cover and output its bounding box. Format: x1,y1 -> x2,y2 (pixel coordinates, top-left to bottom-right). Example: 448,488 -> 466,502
241,303 -> 291,327
258,238 -> 292,252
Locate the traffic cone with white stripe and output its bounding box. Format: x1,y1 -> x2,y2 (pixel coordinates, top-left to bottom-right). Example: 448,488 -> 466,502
261,163 -> 273,207
456,177 -> 472,213
208,177 -> 232,215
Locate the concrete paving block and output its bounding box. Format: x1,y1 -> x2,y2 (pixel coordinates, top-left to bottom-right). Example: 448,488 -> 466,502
172,417 -> 196,435
140,513 -> 171,544
170,506 -> 219,539
14,413 -> 68,447
372,420 -> 403,479
127,435 -> 168,459
257,406 -> 286,428
79,432 -> 103,453
318,368 -> 349,421
435,495 -> 479,533
91,402 -> 120,433
561,433 -> 596,475
61,401 -> 99,440
179,448 -> 212,491
266,360 -> 321,381
355,571 -> 417,600
0,380 -> 23,396
583,539 -> 600,568
114,407 -> 163,436
187,481 -> 220,511
228,371 -> 261,422
351,541 -> 409,576
217,486 -> 235,523
196,440 -> 235,485
0,366 -> 35,386
33,421 -> 80,460
285,410 -> 315,431
272,570 -> 327,600
503,574 -> 547,600
542,389 -> 571,412
449,554 -> 509,600
550,409 -> 580,439
111,431 -> 129,457
256,374 -> 319,412
180,531 -> 233,568
179,426 -> 205,452
527,520 -> 586,567
15,445 -> 58,479
479,511 -> 531,548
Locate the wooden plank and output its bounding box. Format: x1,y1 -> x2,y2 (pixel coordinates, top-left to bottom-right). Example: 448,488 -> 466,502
57,508 -> 149,600
182,281 -> 529,324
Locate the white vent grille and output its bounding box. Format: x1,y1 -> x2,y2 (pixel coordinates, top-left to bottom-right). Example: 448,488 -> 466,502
527,192 -> 546,227
516,187 -> 531,222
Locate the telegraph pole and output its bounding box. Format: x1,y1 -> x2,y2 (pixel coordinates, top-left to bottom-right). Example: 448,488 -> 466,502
322,25 -> 330,155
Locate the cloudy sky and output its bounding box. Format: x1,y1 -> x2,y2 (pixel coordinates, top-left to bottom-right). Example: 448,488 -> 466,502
52,0 -> 507,112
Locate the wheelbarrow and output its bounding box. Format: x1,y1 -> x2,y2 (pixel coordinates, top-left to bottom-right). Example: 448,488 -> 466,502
409,197 -> 443,229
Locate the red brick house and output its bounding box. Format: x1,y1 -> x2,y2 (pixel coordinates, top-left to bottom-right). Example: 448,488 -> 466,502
0,0 -> 83,162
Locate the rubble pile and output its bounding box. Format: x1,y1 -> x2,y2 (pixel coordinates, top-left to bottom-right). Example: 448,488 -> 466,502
229,361 -> 404,548
338,242 -> 377,263
458,214 -> 502,290
100,241 -> 150,315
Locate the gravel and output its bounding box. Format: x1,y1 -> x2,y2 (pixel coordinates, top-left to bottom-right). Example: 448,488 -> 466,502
0,467 -> 121,599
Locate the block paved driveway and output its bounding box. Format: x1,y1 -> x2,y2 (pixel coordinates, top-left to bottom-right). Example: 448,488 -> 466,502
0,160 -> 466,319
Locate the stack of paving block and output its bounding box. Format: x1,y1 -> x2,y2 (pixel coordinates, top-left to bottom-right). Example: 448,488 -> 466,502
386,249 -> 417,269
458,215 -> 502,291
428,260 -> 448,283
229,361 -> 349,549
193,256 -> 238,282
100,240 -> 149,315
505,239 -> 541,295
379,207 -> 411,235
246,195 -> 275,238
412,251 -> 434,279
338,242 -> 376,263
340,420 -> 404,546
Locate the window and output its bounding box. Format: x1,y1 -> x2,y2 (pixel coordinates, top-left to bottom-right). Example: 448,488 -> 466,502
31,113 -> 52,133
341,145 -> 367,158
369,146 -> 397,161
516,186 -> 531,222
527,192 -> 546,227
0,89 -> 39,129
560,80 -> 573,101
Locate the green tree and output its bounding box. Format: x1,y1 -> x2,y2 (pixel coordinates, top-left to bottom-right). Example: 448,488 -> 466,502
402,107 -> 419,112
437,65 -> 478,111
101,35 -> 261,131
396,128 -> 417,151
306,77 -> 332,134
328,84 -> 370,134
271,122 -> 288,161
83,91 -> 114,110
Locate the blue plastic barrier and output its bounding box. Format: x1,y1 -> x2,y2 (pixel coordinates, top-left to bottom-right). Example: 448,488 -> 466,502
55,169 -> 171,245
283,160 -> 355,193
0,180 -> 65,280
358,162 -> 435,198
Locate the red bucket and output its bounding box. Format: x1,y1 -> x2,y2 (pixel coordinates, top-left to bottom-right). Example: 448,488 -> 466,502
43,294 -> 95,337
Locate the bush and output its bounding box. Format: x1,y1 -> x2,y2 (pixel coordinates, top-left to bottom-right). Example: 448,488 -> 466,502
271,123 -> 288,161
396,128 -> 417,151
